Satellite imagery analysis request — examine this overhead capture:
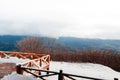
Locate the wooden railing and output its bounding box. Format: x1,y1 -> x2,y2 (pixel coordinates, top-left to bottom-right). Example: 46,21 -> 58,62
0,51 -> 47,59
0,51 -> 50,75
20,55 -> 50,75
0,51 -> 119,80
16,65 -> 119,80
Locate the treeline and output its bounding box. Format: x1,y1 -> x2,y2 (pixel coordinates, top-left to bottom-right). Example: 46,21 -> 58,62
58,37 -> 120,51
0,35 -> 65,51
0,35 -> 25,51
1,35 -> 120,51
49,50 -> 120,72
0,35 -> 120,72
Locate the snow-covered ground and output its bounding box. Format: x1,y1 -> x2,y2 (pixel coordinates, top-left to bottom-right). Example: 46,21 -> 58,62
1,57 -> 120,80
0,57 -> 30,65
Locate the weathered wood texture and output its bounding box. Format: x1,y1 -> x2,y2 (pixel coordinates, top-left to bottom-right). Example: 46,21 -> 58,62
0,63 -> 16,78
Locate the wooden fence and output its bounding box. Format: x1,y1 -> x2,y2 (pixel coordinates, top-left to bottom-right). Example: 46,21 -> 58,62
0,51 -> 119,80
0,51 -> 49,59
0,51 -> 50,75
16,65 -> 119,80
20,54 -> 50,75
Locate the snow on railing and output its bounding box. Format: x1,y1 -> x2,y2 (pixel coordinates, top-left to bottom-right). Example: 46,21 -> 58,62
0,51 -> 50,75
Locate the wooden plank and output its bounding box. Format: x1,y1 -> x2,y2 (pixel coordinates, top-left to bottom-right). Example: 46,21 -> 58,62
32,61 -> 40,68
21,66 -> 59,75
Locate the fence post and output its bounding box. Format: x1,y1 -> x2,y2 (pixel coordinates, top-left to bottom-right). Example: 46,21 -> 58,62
16,64 -> 22,74
114,78 -> 118,80
58,70 -> 63,80
40,59 -> 42,66
47,68 -> 49,75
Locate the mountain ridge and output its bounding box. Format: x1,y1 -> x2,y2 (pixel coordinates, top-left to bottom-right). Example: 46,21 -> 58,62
0,35 -> 120,51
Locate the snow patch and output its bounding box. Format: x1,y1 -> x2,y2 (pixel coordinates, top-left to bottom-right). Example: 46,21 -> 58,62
0,57 -> 120,80
1,72 -> 40,80
0,57 -> 30,65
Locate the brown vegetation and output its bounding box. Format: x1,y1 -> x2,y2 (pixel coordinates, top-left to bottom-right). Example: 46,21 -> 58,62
16,37 -> 120,72
49,50 -> 120,72
17,37 -> 43,53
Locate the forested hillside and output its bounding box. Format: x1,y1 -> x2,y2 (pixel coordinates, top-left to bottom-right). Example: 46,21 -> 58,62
0,35 -> 26,51
1,35 -> 120,51
58,37 -> 120,51
0,35 -> 65,51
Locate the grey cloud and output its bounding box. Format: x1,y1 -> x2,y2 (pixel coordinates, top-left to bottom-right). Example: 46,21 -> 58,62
0,20 -> 120,39
0,20 -> 66,37
90,24 -> 120,39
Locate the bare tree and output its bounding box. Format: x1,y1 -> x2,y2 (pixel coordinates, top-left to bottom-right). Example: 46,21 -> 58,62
17,37 -> 43,53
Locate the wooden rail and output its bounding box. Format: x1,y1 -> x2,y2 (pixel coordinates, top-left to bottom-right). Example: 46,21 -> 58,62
0,51 -> 50,75
0,51 -> 119,80
20,55 -> 50,75
0,51 -> 47,59
16,65 -> 119,80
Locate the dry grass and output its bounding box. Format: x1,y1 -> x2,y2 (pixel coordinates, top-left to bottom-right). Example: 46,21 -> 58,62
49,50 -> 120,72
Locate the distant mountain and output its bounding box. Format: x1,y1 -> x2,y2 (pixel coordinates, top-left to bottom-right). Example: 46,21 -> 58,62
0,35 -> 26,51
0,35 -> 65,51
58,37 -> 120,51
0,35 -> 120,52
39,37 -> 65,50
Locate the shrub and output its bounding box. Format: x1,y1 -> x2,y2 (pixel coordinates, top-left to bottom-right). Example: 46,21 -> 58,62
49,49 -> 120,72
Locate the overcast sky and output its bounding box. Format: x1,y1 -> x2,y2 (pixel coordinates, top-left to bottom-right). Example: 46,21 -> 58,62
0,0 -> 120,39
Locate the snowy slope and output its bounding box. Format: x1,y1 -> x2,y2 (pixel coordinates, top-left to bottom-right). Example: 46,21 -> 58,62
1,57 -> 120,80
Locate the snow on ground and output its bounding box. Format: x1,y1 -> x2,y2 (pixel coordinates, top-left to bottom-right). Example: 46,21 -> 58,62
50,61 -> 120,80
0,57 -> 30,65
1,72 -> 37,80
0,57 -> 120,80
